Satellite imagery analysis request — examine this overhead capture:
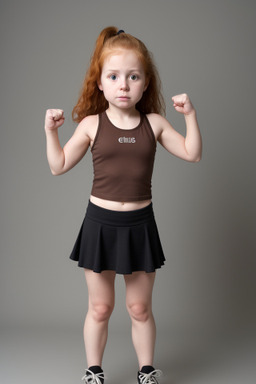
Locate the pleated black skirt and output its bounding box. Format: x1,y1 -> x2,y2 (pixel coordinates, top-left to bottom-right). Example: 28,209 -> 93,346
69,200 -> 165,274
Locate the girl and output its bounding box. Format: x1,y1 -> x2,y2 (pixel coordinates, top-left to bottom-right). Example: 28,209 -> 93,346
44,27 -> 202,384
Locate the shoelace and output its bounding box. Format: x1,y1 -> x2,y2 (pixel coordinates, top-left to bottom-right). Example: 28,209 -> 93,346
81,369 -> 105,384
138,369 -> 163,384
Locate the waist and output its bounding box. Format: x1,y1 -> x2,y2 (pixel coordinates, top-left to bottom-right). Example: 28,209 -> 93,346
90,195 -> 152,211
86,200 -> 154,226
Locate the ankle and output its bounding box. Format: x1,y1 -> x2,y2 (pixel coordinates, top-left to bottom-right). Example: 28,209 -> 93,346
88,365 -> 103,374
140,365 -> 155,373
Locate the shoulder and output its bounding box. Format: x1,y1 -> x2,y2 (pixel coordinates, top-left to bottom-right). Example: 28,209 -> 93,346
70,114 -> 99,148
79,114 -> 99,130
77,114 -> 99,139
146,113 -> 166,126
146,113 -> 174,140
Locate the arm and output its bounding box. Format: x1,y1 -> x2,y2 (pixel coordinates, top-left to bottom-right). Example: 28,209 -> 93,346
156,94 -> 202,162
44,109 -> 91,175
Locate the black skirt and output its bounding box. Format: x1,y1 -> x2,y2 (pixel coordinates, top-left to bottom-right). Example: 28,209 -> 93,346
69,201 -> 165,274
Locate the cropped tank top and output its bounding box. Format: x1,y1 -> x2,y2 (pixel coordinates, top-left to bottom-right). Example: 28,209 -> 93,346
91,111 -> 156,202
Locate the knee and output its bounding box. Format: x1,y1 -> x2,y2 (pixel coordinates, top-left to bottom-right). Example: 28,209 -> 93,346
127,302 -> 151,322
91,303 -> 114,323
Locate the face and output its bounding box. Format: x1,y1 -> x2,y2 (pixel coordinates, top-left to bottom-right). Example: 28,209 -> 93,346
98,49 -> 148,111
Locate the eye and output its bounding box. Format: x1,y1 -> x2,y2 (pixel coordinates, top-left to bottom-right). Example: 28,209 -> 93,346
130,74 -> 138,81
109,74 -> 117,80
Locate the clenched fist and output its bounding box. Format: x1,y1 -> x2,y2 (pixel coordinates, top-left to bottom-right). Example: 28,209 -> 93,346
172,94 -> 195,115
45,109 -> 65,132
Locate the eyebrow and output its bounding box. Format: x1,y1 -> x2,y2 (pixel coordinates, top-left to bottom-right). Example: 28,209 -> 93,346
105,68 -> 142,73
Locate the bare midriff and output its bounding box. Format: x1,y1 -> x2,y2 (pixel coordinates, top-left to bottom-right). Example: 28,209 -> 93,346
90,195 -> 151,211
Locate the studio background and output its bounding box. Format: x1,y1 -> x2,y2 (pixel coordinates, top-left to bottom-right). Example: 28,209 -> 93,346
1,1 -> 255,383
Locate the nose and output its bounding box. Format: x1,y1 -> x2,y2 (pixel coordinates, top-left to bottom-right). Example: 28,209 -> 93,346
120,77 -> 129,91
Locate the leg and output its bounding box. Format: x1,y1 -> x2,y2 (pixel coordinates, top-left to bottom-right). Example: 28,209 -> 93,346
124,271 -> 156,369
84,269 -> 116,367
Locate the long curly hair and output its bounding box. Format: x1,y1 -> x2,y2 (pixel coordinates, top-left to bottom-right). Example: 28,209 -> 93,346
72,26 -> 165,123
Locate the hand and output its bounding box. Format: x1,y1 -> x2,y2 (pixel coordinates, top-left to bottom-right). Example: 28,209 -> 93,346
172,94 -> 195,115
45,109 -> 65,132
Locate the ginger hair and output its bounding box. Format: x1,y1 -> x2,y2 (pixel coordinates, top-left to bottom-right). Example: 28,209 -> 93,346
72,26 -> 165,123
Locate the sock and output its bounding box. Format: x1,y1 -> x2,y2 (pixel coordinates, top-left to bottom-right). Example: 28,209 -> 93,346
140,365 -> 155,374
88,365 -> 103,374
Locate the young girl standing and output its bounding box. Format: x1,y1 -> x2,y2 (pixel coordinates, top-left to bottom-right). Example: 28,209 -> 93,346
44,27 -> 202,384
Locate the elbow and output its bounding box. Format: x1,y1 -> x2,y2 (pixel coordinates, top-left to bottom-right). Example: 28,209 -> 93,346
188,152 -> 202,163
51,169 -> 58,176
49,161 -> 66,175
194,154 -> 202,163
192,148 -> 202,163
50,168 -> 62,176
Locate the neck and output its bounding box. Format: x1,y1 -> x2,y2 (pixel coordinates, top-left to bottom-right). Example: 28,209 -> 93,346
106,105 -> 140,120
105,107 -> 141,130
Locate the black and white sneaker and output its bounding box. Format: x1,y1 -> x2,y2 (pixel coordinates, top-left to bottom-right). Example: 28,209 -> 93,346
81,368 -> 104,384
137,366 -> 163,384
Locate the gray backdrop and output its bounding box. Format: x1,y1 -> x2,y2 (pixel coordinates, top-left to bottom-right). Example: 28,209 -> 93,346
1,0 -> 255,339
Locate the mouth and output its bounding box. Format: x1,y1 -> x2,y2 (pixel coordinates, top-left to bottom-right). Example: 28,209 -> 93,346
118,96 -> 130,100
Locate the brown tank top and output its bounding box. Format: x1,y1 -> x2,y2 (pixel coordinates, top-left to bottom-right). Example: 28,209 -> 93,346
91,111 -> 156,202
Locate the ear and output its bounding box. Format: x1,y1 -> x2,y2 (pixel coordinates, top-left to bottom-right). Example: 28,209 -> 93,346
98,81 -> 103,91
143,79 -> 149,92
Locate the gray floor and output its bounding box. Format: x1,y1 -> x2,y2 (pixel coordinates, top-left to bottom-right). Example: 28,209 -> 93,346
1,325 -> 256,384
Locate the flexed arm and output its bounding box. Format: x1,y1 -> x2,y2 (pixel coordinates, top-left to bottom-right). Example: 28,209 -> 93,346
156,94 -> 202,162
44,109 -> 91,175
172,94 -> 202,162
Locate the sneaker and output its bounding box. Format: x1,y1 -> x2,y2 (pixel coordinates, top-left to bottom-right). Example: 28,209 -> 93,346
137,369 -> 163,384
81,369 -> 104,384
